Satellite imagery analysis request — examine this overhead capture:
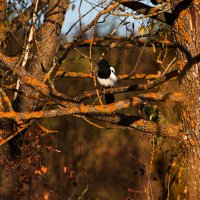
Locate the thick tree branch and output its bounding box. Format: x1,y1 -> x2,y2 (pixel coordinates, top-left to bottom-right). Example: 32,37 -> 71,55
117,0 -> 193,25
56,70 -> 159,80
0,96 -> 142,122
0,94 -> 182,146
6,0 -> 49,38
76,70 -> 179,101
88,113 -> 180,138
0,50 -> 77,103
14,0 -> 70,112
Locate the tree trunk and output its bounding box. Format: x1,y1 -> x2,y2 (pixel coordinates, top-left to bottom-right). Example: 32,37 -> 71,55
15,0 -> 69,112
8,1 -> 69,198
174,2 -> 200,198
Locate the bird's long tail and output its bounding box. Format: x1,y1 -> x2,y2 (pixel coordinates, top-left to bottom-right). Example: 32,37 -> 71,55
105,89 -> 114,104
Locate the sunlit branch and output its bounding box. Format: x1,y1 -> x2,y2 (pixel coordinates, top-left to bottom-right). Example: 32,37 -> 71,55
116,0 -> 193,25
138,92 -> 184,102
14,0 -> 40,101
0,87 -> 13,111
76,70 -> 179,101
0,95 -> 143,122
0,92 -> 182,145
0,51 -> 78,103
7,0 -> 48,37
55,70 -> 159,80
87,113 -> 181,138
0,120 -> 33,147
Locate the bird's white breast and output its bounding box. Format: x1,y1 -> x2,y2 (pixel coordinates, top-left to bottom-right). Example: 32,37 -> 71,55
97,68 -> 117,87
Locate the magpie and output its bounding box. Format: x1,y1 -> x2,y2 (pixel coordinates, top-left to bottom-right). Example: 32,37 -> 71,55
97,59 -> 117,104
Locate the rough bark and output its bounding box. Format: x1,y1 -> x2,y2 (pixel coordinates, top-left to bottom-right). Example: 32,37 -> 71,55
0,0 -> 6,22
0,0 -> 7,42
15,0 -> 69,112
173,2 -> 200,198
116,0 -> 200,198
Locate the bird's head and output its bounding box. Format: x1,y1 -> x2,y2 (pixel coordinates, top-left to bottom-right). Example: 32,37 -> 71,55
98,59 -> 110,69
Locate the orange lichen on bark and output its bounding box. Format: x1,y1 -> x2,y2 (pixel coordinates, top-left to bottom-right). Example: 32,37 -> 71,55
56,70 -> 159,80
23,76 -> 49,94
149,7 -> 160,15
23,76 -> 33,85
132,119 -> 179,137
175,9 -> 193,44
161,125 -> 180,137
190,120 -> 196,129
41,166 -> 48,174
0,111 -> 19,120
167,92 -> 184,102
182,32 -> 192,44
181,110 -> 187,120
41,26 -> 45,34
23,110 -> 44,120
139,92 -> 163,100
134,119 -> 157,132
119,74 -> 159,80
74,97 -> 142,115
0,51 -> 18,63
31,78 -> 48,91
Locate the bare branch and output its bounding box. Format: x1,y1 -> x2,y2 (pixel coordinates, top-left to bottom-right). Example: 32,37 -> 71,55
0,96 -> 143,121
56,70 -> 160,80
0,87 -> 13,111
117,0 -> 193,25
0,51 -> 77,103
76,70 -> 179,101
88,113 -> 180,138
0,94 -> 182,145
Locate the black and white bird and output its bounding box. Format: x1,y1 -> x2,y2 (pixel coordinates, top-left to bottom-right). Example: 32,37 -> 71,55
97,59 -> 117,104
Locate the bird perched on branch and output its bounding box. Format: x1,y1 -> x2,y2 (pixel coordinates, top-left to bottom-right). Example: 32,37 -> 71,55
97,59 -> 117,104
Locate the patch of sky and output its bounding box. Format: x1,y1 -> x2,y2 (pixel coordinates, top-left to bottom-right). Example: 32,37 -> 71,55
62,0 -> 150,41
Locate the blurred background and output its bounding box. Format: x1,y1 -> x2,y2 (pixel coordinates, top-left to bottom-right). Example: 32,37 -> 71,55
37,46 -> 179,199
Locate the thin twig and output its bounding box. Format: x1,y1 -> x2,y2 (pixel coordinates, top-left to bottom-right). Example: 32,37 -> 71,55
13,0 -> 40,101
0,88 -> 13,111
